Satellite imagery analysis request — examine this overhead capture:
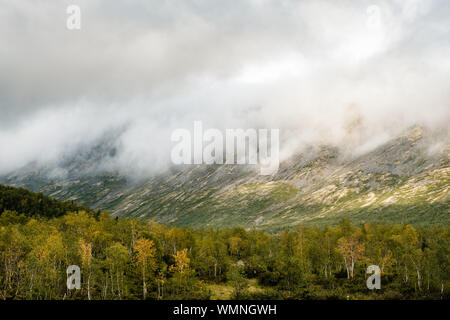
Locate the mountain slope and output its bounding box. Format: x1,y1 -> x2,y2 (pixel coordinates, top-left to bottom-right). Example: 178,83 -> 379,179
0,184 -> 93,218
1,126 -> 449,231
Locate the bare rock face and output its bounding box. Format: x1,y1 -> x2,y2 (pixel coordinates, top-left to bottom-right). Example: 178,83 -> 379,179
2,126 -> 449,231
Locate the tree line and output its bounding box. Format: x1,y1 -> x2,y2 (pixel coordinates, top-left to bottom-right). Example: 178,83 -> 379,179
0,184 -> 448,300
0,184 -> 94,218
0,209 -> 448,300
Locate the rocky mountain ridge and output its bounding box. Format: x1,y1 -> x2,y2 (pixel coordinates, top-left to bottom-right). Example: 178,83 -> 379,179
2,126 -> 449,231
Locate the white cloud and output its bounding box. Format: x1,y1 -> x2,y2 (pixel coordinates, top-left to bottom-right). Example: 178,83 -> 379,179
0,0 -> 449,176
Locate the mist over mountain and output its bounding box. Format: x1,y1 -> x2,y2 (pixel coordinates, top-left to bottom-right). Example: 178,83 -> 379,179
2,0 -> 450,305
1,0 -> 449,178
2,125 -> 448,231
0,1 -> 449,230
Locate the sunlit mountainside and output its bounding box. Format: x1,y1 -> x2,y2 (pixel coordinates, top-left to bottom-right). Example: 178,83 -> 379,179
2,126 -> 449,232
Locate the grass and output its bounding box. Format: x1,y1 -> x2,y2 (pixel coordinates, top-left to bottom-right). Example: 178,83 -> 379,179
207,279 -> 265,300
207,283 -> 234,300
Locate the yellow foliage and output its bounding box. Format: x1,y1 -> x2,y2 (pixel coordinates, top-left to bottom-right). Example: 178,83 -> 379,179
133,238 -> 156,274
170,248 -> 190,274
79,238 -> 92,267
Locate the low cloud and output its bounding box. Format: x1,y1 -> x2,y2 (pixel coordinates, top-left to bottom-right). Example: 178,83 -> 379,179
0,0 -> 449,176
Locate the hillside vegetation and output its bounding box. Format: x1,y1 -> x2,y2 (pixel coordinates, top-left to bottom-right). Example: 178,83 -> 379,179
0,185 -> 448,300
0,184 -> 93,218
0,208 -> 449,300
2,126 -> 448,231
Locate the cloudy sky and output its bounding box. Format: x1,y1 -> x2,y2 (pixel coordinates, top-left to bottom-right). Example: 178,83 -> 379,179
0,0 -> 449,176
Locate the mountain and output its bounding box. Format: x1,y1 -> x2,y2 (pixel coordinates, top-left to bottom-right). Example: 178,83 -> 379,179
0,184 -> 94,218
1,126 -> 449,232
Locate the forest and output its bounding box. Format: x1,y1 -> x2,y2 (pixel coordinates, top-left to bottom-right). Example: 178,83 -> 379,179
0,184 -> 449,300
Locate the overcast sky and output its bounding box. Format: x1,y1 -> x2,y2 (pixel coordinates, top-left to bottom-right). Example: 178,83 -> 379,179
0,0 -> 449,176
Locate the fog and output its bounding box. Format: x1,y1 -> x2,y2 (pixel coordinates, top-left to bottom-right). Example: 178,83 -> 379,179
0,0 -> 449,176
